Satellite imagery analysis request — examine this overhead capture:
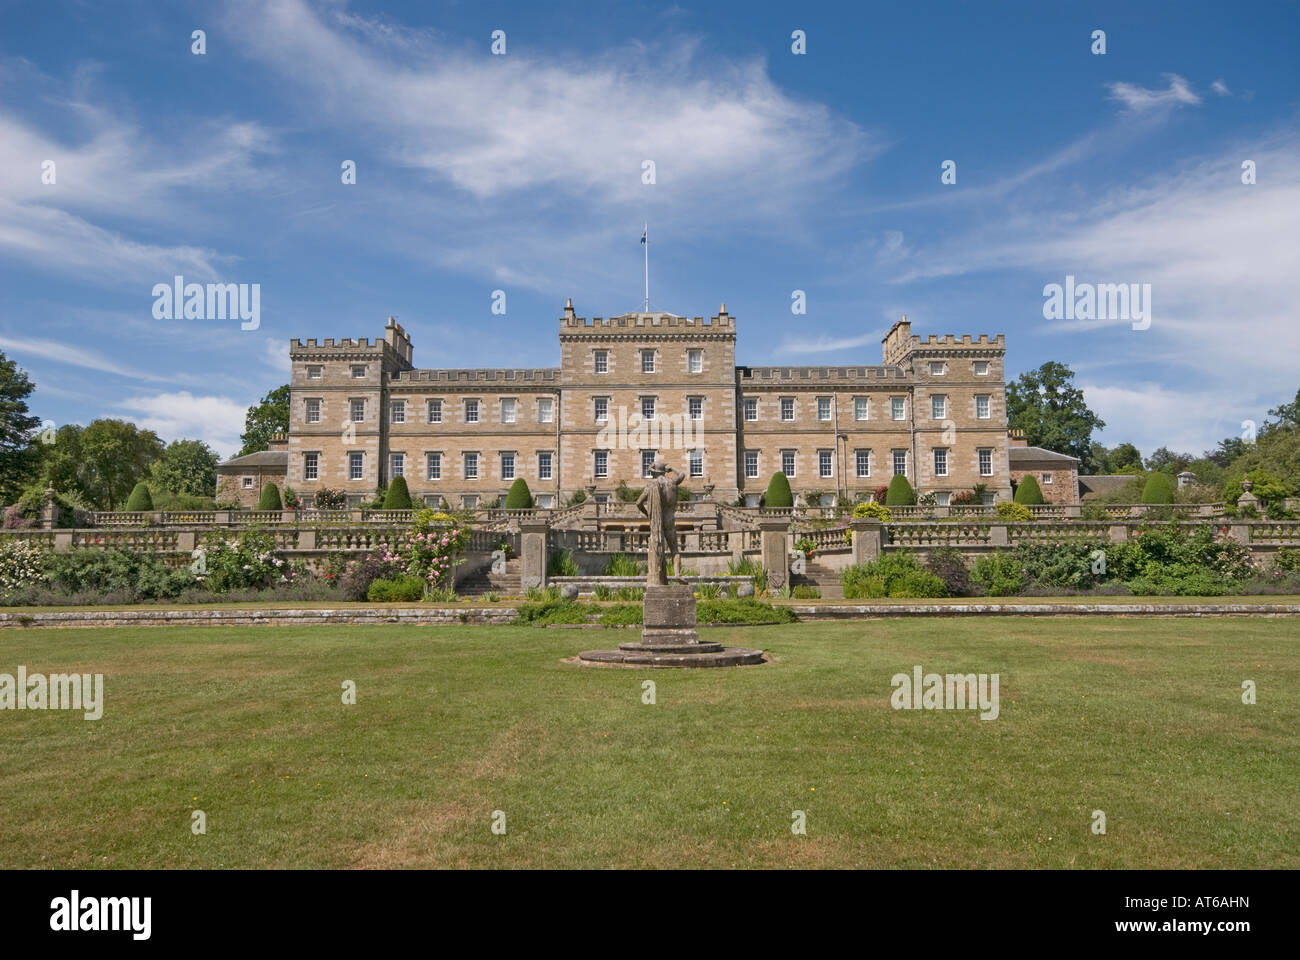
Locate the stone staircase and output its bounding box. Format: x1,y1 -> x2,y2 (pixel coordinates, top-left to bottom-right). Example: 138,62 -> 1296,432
791,560 -> 844,599
457,558 -> 522,596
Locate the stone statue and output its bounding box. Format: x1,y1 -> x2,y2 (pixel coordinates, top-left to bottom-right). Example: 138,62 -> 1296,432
635,460 -> 685,585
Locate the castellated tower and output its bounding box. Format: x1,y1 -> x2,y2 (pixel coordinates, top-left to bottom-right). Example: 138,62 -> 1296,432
287,318 -> 414,499
559,302 -> 739,497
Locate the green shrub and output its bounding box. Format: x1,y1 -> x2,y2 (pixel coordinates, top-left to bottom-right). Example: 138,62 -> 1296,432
697,598 -> 797,624
1140,472 -> 1174,505
504,478 -> 533,509
1079,501 -> 1110,521
696,582 -> 723,600
514,599 -> 590,625
995,501 -> 1033,522
841,572 -> 886,598
367,574 -> 425,602
566,490 -> 587,507
615,586 -> 644,601
548,549 -> 579,577
841,553 -> 927,598
851,501 -> 891,522
925,546 -> 972,596
614,480 -> 642,503
125,481 -> 154,511
597,603 -> 643,626
1013,474 -> 1044,505
0,540 -> 47,593
972,552 -> 1025,596
764,472 -> 794,508
887,570 -> 948,598
604,553 -> 645,576
383,475 -> 413,509
43,549 -> 194,601
257,483 -> 283,511
791,585 -> 821,599
885,475 -> 916,506
525,585 -> 561,602
1012,542 -> 1105,589
1275,548 -> 1300,572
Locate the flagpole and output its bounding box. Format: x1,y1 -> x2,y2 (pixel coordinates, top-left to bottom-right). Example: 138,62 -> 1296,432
643,222 -> 649,312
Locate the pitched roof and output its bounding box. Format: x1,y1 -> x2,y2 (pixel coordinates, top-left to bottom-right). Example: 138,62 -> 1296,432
1008,446 -> 1079,464
217,450 -> 288,470
1077,474 -> 1138,499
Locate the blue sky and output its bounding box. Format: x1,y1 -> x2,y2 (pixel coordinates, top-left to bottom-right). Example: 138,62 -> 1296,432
1,0 -> 1296,458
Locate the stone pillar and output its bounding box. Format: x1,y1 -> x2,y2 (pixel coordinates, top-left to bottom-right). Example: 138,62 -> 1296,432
298,529 -> 317,550
214,510 -> 233,526
519,519 -> 549,590
850,519 -> 884,565
176,530 -> 197,553
40,487 -> 59,530
1228,523 -> 1251,545
759,518 -> 791,591
1107,524 -> 1128,544
1063,503 -> 1082,519
54,531 -> 72,549
989,524 -> 1009,547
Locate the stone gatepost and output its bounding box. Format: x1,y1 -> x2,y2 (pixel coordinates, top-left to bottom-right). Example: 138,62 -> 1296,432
519,519 -> 549,590
849,519 -> 884,565
40,487 -> 59,530
759,517 -> 791,591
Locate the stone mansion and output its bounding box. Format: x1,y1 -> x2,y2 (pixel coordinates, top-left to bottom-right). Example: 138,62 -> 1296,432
222,307 -> 1016,509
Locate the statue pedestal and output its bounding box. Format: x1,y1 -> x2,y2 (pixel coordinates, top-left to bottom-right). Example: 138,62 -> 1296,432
639,584 -> 699,645
576,582 -> 764,668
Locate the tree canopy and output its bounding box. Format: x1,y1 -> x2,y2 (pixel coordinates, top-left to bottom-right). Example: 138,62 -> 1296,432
239,384 -> 290,456
1005,361 -> 1105,464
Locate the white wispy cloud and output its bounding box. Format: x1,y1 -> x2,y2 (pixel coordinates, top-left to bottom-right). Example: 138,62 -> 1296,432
220,0 -> 876,296
0,335 -> 177,382
117,391 -> 249,458
885,129 -> 1300,450
1211,79 -> 1231,96
1106,73 -> 1201,113
776,331 -> 884,356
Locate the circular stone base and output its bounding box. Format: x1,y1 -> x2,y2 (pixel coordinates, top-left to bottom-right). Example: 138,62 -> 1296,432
617,639 -> 724,654
577,646 -> 765,668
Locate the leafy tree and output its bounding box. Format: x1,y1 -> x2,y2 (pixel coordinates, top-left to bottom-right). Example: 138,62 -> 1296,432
504,478 -> 533,509
885,474 -> 916,506
1140,472 -> 1174,504
764,472 -> 793,508
40,420 -> 164,510
1005,361 -> 1105,463
0,352 -> 41,504
257,483 -> 283,510
1205,436 -> 1249,468
1143,447 -> 1194,474
150,439 -> 219,497
238,384 -> 290,456
1261,386 -> 1300,438
382,475 -> 412,509
1013,474 -> 1044,504
1089,441 -> 1143,474
125,481 -> 154,511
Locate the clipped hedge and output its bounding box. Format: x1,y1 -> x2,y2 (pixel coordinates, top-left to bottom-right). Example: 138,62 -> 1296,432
885,475 -> 916,506
764,472 -> 793,508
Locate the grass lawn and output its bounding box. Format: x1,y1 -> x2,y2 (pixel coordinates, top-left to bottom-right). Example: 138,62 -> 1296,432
1,617 -> 1296,869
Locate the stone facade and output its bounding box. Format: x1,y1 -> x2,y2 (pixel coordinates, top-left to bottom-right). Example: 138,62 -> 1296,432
1007,436 -> 1081,503
215,443 -> 288,508
285,311 -> 1012,507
